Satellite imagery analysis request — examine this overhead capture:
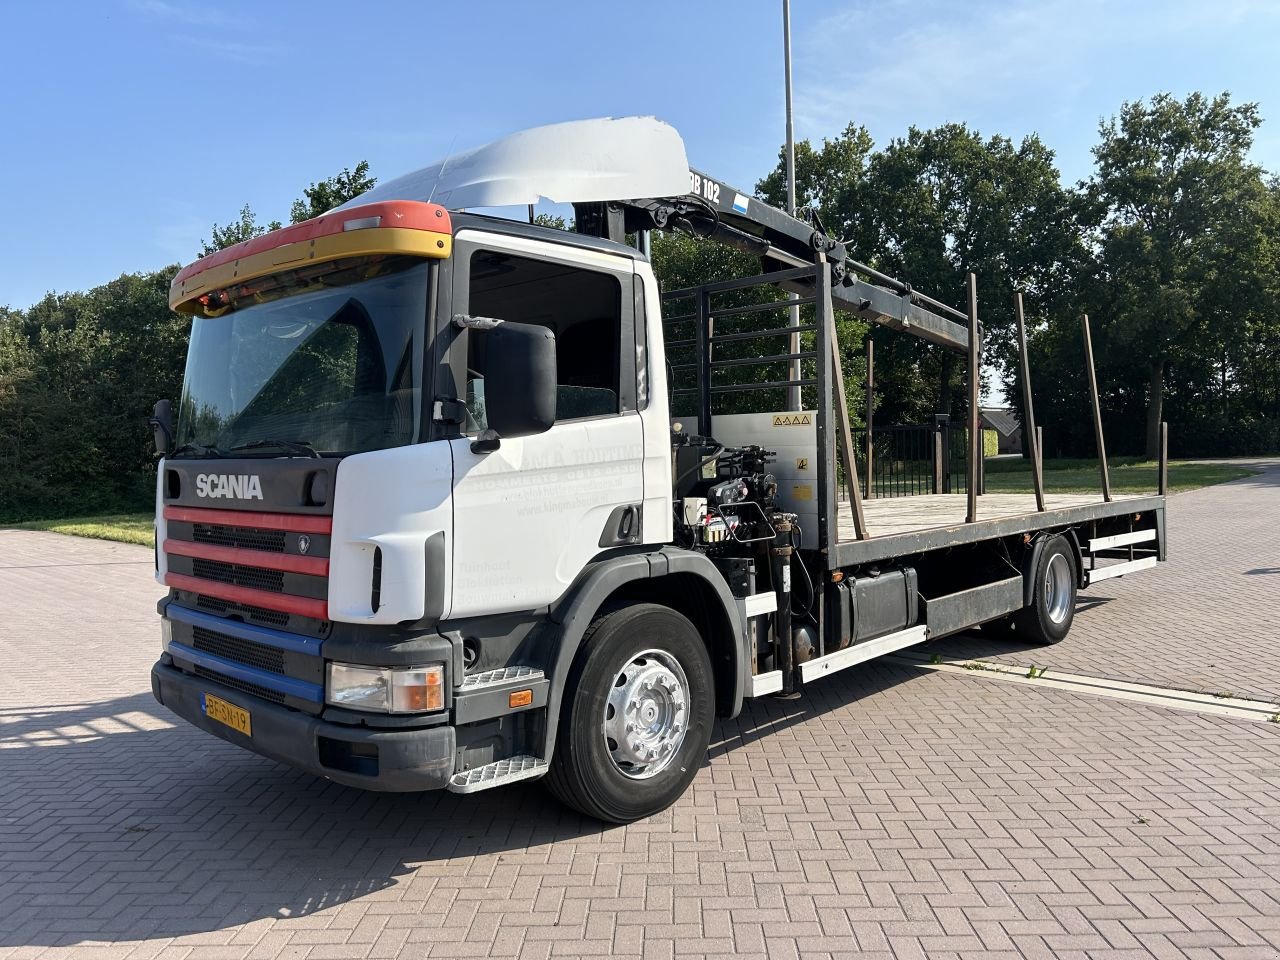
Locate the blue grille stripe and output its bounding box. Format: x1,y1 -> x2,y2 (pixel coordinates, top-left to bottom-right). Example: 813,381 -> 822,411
167,641 -> 324,703
165,603 -> 323,656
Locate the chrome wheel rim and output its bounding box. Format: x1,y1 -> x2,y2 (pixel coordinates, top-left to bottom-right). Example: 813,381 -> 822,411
602,649 -> 689,780
1044,553 -> 1073,624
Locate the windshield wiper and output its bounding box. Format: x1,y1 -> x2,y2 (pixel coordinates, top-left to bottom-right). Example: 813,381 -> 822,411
170,442 -> 224,458
228,438 -> 322,459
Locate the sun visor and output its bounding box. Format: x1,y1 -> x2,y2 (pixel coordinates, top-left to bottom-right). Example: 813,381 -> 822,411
338,117 -> 691,210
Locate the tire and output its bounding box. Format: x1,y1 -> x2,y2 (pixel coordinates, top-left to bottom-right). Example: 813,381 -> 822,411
1013,535 -> 1077,645
546,603 -> 714,823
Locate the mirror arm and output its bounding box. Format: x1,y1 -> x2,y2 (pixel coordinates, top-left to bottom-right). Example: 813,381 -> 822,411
453,313 -> 505,331
149,399 -> 173,458
470,429 -> 502,454
148,417 -> 173,457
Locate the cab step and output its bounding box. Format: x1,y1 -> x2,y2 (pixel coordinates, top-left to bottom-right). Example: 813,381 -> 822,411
459,665 -> 545,690
447,755 -> 549,794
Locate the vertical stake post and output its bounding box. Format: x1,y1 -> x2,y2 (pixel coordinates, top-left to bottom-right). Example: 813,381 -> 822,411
1081,314 -> 1112,502
1015,292 -> 1046,512
965,273 -> 980,523
1036,426 -> 1044,493
694,289 -> 712,437
820,260 -> 867,540
865,339 -> 874,500
1158,421 -> 1169,496
933,430 -> 943,494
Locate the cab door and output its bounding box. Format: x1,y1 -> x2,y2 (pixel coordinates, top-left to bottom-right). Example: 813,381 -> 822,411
447,231 -> 646,618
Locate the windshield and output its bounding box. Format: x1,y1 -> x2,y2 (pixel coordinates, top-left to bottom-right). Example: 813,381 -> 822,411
175,256 -> 429,457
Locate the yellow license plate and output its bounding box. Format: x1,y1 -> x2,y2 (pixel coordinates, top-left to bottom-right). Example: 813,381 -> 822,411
203,693 -> 252,736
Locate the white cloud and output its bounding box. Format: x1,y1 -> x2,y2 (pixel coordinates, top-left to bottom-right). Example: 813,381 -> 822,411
174,35 -> 289,63
796,0 -> 1099,137
129,0 -> 232,28
131,0 -> 287,62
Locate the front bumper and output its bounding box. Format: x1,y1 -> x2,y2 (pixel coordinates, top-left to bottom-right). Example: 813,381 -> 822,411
151,659 -> 456,792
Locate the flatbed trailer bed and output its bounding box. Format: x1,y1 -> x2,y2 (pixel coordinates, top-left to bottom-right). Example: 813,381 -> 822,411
832,493 -> 1164,566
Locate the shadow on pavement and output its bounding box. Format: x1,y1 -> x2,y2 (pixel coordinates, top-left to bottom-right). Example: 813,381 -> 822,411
0,662 -> 930,947
0,691 -> 593,947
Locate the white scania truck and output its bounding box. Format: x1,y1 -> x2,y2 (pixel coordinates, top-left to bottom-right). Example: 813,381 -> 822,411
149,118 -> 1165,822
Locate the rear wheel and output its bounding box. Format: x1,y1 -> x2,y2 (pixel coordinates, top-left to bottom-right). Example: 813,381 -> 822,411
1014,536 -> 1077,645
546,604 -> 714,823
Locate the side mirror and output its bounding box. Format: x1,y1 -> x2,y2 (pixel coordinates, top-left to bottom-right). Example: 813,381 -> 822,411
149,399 -> 173,457
474,321 -> 556,451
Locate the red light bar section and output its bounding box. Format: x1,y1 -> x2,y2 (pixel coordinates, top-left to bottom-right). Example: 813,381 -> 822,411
163,539 -> 329,578
163,505 -> 332,535
164,572 -> 329,621
173,200 -> 451,288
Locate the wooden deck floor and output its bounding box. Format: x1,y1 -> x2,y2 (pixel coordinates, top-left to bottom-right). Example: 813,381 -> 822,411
836,492 -> 1142,541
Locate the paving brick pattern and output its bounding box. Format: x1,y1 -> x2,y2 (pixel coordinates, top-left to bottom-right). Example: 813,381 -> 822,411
3,493 -> 1280,959
929,460 -> 1280,702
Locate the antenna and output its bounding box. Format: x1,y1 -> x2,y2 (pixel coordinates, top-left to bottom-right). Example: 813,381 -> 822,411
427,136 -> 457,206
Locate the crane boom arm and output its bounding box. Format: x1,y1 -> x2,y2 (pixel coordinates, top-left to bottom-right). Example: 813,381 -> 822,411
575,167 -> 971,352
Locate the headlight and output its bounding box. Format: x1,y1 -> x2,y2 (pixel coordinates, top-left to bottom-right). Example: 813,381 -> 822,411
326,662 -> 444,713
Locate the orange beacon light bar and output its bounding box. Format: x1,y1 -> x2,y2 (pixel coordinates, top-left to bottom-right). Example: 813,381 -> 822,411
169,200 -> 453,312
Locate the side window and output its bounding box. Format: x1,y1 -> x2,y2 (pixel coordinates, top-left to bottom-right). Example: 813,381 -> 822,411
465,249 -> 623,431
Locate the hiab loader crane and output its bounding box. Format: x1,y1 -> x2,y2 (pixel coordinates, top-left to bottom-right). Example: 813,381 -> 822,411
149,118 -> 1165,823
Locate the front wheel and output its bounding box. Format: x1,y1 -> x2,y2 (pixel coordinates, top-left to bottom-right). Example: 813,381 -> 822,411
1014,536 -> 1077,645
546,604 -> 714,823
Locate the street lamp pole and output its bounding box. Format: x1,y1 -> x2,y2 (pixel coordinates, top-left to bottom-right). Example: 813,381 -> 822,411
783,0 -> 802,411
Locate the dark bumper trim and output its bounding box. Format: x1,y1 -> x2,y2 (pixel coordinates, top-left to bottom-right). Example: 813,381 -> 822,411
152,660 -> 456,792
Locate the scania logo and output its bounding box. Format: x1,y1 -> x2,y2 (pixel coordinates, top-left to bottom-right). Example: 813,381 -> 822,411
297,535 -> 311,555
194,473 -> 264,500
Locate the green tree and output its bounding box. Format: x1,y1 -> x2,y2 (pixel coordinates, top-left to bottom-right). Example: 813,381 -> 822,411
758,123 -> 1079,428
0,269 -> 190,520
1087,91 -> 1267,458
201,162 -> 376,257
289,161 -> 376,223
201,203 -> 281,256
864,125 -> 1080,420
757,124 -> 877,246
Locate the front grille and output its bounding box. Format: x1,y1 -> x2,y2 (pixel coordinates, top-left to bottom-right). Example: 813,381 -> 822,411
194,665 -> 287,705
196,594 -> 290,627
192,626 -> 285,675
193,523 -> 286,554
192,557 -> 285,593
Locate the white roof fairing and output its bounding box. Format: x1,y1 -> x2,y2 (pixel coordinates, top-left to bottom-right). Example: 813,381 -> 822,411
338,117 -> 691,212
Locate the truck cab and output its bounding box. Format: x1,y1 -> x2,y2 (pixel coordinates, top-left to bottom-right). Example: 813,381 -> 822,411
152,196 -> 744,822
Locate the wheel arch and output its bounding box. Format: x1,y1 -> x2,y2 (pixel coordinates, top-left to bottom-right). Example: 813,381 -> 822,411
541,548 -> 745,761
1021,528 -> 1086,607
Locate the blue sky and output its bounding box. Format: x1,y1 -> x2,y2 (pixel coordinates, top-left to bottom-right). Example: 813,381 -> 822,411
2,0 -> 1278,311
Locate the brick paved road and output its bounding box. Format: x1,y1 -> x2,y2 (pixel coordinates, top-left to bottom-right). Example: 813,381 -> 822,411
3,464 -> 1280,960
929,459 -> 1280,701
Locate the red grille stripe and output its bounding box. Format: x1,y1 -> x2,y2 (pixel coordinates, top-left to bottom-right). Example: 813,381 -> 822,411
163,505 -> 332,534
163,539 -> 329,577
164,572 -> 328,620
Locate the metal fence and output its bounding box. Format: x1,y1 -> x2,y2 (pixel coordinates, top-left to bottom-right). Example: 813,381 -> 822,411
840,420 -> 982,500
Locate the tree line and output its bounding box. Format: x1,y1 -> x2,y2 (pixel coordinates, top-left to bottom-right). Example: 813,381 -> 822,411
0,166 -> 375,521
749,91 -> 1280,461
1,92 -> 1275,522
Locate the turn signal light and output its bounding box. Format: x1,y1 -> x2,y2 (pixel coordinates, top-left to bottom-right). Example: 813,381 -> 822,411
509,689 -> 533,708
395,668 -> 444,712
